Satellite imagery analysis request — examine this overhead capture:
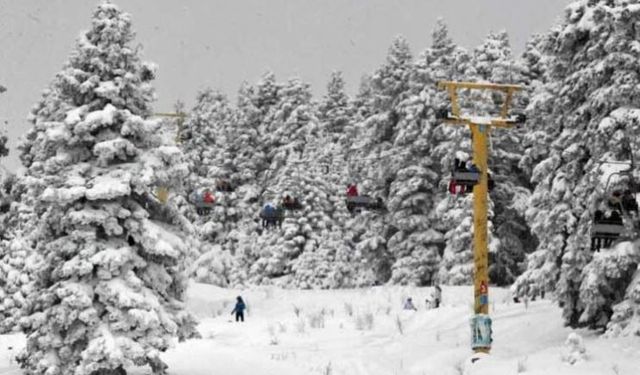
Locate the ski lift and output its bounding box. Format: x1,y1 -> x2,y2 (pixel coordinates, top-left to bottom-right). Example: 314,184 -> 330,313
590,156 -> 640,251
591,210 -> 625,252
345,195 -> 385,213
448,159 -> 494,195
189,189 -> 216,215
345,184 -> 385,212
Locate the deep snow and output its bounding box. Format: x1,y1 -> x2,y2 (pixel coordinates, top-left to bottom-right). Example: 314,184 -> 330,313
0,283 -> 638,375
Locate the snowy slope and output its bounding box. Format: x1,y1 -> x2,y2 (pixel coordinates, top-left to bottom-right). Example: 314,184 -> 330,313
0,283 -> 638,375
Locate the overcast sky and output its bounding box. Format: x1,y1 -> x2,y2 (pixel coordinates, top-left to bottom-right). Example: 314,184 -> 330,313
0,0 -> 570,170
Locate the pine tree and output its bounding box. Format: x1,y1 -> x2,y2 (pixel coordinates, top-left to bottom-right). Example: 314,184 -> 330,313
318,71 -> 357,146
514,0 -> 640,330
385,24 -> 459,286
16,3 -> 197,374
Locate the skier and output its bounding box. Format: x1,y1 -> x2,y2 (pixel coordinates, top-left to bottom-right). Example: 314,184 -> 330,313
346,184 -> 359,197
231,296 -> 246,322
433,284 -> 442,308
403,297 -> 417,311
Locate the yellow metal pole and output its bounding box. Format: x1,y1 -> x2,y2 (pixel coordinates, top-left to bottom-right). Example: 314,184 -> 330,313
437,80 -> 525,355
471,123 -> 491,354
501,89 -> 513,118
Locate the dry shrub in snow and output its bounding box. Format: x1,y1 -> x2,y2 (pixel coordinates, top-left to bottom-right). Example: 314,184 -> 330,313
517,356 -> 528,373
354,312 -> 374,331
308,309 -> 326,329
561,333 -> 587,365
395,315 -> 404,335
295,318 -> 306,334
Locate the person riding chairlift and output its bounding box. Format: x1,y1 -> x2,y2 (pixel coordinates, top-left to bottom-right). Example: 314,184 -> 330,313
283,194 -> 294,206
622,189 -> 639,213
262,203 -> 276,228
454,158 -> 466,171
346,184 -> 359,197
608,190 -> 623,210
203,190 -> 215,204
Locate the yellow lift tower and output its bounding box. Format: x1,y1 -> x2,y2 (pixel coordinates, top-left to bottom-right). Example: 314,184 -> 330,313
152,111 -> 188,204
436,81 -> 525,354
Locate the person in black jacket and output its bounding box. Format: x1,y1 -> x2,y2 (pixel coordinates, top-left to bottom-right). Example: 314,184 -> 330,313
231,296 -> 246,322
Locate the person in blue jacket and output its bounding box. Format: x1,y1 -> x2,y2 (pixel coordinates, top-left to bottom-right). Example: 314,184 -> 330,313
231,296 -> 246,322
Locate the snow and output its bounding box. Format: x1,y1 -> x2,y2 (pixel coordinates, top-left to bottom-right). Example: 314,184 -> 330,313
86,171 -> 132,200
2,284 -> 637,375
84,103 -> 117,126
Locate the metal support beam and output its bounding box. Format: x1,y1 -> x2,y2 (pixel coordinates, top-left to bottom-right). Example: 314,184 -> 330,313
437,80 -> 525,355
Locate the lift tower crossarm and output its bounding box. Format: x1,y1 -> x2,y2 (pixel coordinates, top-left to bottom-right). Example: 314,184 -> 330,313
438,81 -> 523,120
437,81 -> 524,356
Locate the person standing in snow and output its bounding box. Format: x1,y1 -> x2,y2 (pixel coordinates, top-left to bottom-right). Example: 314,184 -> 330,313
433,284 -> 442,308
231,296 -> 246,322
403,297 -> 417,311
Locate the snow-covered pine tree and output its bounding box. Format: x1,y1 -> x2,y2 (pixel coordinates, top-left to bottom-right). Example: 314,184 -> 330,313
340,36 -> 416,285
16,2 -> 197,374
318,71 -> 357,146
385,23 -> 456,286
514,0 -> 640,330
243,77 -> 335,286
0,110 -> 37,334
181,89 -> 235,188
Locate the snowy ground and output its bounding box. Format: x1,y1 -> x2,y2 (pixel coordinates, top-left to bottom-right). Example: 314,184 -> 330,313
0,283 -> 638,375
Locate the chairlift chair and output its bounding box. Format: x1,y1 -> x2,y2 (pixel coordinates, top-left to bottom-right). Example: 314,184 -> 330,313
345,195 -> 385,213
591,209 -> 626,251
190,190 -> 216,215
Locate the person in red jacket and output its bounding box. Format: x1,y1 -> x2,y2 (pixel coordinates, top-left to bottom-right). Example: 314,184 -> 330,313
346,184 -> 359,197
203,189 -> 215,204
